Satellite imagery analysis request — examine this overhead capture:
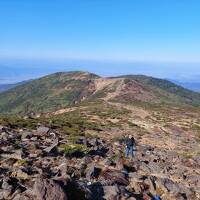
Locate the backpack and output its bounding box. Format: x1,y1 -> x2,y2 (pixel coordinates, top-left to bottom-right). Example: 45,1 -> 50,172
153,195 -> 161,200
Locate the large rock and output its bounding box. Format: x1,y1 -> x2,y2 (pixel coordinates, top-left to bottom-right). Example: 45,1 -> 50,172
103,185 -> 120,200
86,164 -> 102,180
13,193 -> 35,200
115,156 -> 124,171
0,125 -> 4,133
33,176 -> 68,200
43,138 -> 59,154
159,177 -> 180,193
0,177 -> 27,200
1,149 -> 23,160
0,132 -> 9,141
11,169 -> 29,180
35,126 -> 50,136
21,131 -> 33,140
0,178 -> 13,199
99,169 -> 129,186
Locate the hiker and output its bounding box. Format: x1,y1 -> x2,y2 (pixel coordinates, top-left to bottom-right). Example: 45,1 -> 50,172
125,135 -> 136,158
95,137 -> 100,150
153,195 -> 161,200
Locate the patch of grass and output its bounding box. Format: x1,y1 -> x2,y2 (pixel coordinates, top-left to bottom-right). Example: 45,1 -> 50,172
62,126 -> 83,136
67,135 -> 81,144
192,124 -> 200,130
179,152 -> 194,159
83,103 -> 130,119
196,134 -> 200,143
192,124 -> 200,143
85,131 -> 99,139
61,144 -> 89,157
16,159 -> 27,166
0,110 -> 101,140
0,115 -> 39,129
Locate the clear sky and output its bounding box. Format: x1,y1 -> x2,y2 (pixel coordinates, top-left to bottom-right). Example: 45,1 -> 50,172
0,0 -> 200,82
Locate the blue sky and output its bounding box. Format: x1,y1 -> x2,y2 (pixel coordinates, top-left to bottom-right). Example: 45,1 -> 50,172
0,0 -> 200,82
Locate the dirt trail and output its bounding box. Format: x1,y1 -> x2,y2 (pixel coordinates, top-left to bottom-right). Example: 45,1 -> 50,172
108,101 -> 150,119
93,78 -> 117,93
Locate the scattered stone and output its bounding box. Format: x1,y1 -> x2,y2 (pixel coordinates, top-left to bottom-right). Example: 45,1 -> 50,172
0,178 -> 13,199
11,169 -> 29,180
0,125 -> 4,133
103,185 -> 120,200
1,149 -> 23,160
100,169 -> 129,186
0,123 -> 199,199
35,126 -> 50,136
33,176 -> 68,200
43,138 -> 59,153
86,164 -> 102,180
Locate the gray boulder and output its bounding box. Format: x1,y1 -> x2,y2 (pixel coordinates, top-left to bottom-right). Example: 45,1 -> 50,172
103,185 -> 120,200
33,176 -> 68,200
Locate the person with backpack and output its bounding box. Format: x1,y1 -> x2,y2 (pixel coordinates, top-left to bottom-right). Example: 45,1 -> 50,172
152,195 -> 161,200
125,135 -> 136,158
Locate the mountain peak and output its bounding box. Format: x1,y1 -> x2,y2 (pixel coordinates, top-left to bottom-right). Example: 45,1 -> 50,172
46,71 -> 100,78
0,72 -> 200,115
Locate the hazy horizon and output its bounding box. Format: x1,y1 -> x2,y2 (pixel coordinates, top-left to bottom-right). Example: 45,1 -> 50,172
1,1 -> 200,84
1,58 -> 200,84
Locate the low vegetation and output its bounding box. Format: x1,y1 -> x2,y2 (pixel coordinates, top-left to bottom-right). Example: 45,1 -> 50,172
1,71 -> 200,115
60,144 -> 89,157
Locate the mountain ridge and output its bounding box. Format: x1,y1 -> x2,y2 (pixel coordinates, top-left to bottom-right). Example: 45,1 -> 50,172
0,71 -> 200,115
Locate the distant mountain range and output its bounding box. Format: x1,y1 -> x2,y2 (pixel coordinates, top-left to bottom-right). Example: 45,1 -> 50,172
169,80 -> 200,92
0,71 -> 200,115
0,80 -> 31,93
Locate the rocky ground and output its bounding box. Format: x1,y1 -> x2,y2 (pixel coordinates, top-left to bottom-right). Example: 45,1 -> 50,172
0,122 -> 200,200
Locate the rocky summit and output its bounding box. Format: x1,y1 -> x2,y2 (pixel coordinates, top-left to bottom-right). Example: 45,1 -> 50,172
0,71 -> 200,200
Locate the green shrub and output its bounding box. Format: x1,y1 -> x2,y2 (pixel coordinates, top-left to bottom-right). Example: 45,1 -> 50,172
67,135 -> 81,144
61,144 -> 89,157
16,159 -> 27,166
0,115 -> 39,129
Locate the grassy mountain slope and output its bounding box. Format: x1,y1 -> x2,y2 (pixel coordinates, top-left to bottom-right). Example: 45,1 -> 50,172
0,71 -> 200,115
119,75 -> 200,106
0,71 -> 99,114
